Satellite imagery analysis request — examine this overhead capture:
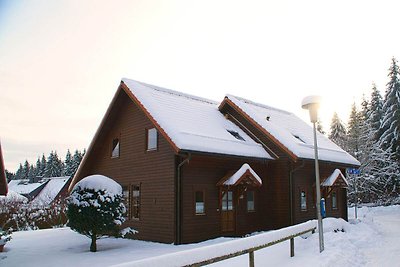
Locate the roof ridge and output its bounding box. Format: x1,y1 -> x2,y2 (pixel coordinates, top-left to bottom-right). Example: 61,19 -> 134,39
227,94 -> 292,115
122,78 -> 218,105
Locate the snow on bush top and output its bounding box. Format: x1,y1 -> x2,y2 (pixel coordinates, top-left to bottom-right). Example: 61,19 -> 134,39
72,175 -> 122,196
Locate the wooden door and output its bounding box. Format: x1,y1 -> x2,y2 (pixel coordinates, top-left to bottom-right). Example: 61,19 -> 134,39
221,189 -> 235,232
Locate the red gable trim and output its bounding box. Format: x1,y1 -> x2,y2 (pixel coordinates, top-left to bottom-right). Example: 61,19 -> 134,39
219,97 -> 298,162
0,142 -> 8,196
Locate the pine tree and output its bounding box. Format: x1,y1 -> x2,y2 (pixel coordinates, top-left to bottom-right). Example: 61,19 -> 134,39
317,119 -> 325,135
380,57 -> 400,161
39,154 -> 47,177
64,149 -> 73,177
369,83 -> 383,141
35,157 -> 42,179
347,103 -> 363,159
71,150 -> 83,177
45,151 -> 63,177
328,112 -> 347,149
22,160 -> 30,180
15,163 -> 23,180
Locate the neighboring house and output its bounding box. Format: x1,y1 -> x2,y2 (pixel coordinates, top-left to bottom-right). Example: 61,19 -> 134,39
31,176 -> 71,206
8,176 -> 71,204
69,78 -> 360,244
8,179 -> 48,201
0,142 -> 7,196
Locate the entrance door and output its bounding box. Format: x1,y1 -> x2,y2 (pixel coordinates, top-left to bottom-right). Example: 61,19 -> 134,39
221,190 -> 235,232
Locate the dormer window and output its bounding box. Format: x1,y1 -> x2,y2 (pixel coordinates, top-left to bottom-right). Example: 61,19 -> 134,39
227,130 -> 245,141
293,134 -> 305,143
111,138 -> 120,158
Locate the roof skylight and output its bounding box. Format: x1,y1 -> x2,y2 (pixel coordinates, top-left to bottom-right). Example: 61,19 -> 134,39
227,130 -> 245,141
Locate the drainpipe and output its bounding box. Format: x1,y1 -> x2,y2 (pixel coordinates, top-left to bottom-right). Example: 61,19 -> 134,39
289,160 -> 305,225
176,153 -> 191,245
289,160 -> 305,257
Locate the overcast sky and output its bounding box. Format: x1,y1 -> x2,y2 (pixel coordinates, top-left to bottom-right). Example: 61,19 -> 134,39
1,0 -> 400,171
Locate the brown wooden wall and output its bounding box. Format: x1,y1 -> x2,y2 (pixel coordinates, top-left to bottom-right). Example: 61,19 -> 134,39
77,89 -> 176,243
0,143 -> 7,196
292,161 -> 348,224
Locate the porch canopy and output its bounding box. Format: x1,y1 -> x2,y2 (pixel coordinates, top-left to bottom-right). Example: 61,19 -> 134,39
321,169 -> 349,188
217,163 -> 262,187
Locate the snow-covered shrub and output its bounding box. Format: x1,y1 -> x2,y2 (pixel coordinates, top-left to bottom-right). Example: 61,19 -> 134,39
0,227 -> 12,246
67,175 -> 126,252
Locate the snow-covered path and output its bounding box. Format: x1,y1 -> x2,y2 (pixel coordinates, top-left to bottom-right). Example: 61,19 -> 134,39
358,207 -> 400,266
1,205 -> 399,267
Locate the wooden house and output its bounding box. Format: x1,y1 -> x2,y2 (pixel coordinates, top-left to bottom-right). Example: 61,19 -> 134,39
69,79 -> 360,244
0,142 -> 7,196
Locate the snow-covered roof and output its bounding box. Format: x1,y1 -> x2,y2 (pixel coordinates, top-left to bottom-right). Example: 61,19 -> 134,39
121,79 -> 272,160
31,176 -> 70,206
221,163 -> 262,186
8,179 -> 46,195
225,95 -> 360,166
0,190 -> 28,203
321,169 -> 348,187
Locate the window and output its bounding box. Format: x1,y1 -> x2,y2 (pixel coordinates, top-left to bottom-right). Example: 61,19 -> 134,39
111,138 -> 120,158
227,130 -> 245,141
247,191 -> 255,212
195,191 -> 205,214
122,187 -> 130,218
132,185 -> 140,219
301,191 -> 307,211
147,128 -> 158,150
332,191 -> 337,209
222,190 -> 233,211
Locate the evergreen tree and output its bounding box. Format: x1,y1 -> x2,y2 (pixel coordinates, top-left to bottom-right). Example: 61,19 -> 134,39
22,160 -> 30,180
45,151 -> 63,177
64,149 -> 74,177
328,112 -> 347,149
35,157 -> 42,179
39,154 -> 47,177
379,57 -> 400,160
369,83 -> 383,140
71,150 -> 83,177
67,175 -> 126,252
347,103 -> 363,159
5,170 -> 15,182
15,163 -> 23,180
317,119 -> 325,135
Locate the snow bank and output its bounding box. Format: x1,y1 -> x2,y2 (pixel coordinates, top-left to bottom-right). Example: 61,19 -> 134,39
111,221 -> 316,267
72,175 -> 122,196
0,190 -> 28,203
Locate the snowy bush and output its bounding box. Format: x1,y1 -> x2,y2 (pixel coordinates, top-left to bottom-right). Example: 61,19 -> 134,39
67,175 -> 126,252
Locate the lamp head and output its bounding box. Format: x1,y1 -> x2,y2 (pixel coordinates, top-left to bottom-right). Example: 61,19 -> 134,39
301,95 -> 321,123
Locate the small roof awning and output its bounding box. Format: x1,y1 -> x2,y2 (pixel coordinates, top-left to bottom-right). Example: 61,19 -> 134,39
321,169 -> 348,188
217,163 -> 262,187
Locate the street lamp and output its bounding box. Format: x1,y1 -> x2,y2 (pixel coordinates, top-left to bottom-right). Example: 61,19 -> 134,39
301,95 -> 324,253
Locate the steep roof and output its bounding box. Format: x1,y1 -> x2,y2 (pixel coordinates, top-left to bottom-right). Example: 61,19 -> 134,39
0,142 -> 7,195
31,176 -> 71,206
121,79 -> 272,160
224,95 -> 360,166
321,169 -> 349,187
8,179 -> 47,196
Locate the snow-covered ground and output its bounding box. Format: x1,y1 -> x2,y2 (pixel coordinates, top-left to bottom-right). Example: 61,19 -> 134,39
1,205 -> 399,267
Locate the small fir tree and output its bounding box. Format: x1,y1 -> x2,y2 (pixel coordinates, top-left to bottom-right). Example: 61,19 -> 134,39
64,149 -> 74,177
347,103 -> 363,159
67,175 -> 126,252
329,112 -> 347,149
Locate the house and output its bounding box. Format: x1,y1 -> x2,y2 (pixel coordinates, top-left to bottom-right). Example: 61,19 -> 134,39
8,176 -> 71,204
0,142 -> 7,196
31,176 -> 71,206
69,78 -> 360,244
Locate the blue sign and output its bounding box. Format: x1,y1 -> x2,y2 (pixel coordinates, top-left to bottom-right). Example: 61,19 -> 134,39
348,168 -> 360,175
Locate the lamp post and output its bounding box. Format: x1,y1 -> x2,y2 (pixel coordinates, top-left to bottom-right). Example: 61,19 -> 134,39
301,95 -> 324,253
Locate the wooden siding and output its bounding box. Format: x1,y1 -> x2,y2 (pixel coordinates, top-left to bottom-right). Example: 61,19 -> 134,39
292,161 -> 348,223
76,89 -> 176,243
0,143 -> 7,196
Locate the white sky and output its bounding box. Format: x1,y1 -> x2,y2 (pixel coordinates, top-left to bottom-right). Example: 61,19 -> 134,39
1,0 -> 400,171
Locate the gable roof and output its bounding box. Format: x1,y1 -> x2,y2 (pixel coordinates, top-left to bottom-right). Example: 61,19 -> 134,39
0,142 -> 7,196
223,95 -> 360,166
321,169 -> 348,187
8,179 -> 47,196
217,163 -> 262,187
121,78 -> 272,160
31,176 -> 71,206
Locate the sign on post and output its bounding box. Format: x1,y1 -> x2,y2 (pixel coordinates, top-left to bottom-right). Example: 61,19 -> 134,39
347,168 -> 360,219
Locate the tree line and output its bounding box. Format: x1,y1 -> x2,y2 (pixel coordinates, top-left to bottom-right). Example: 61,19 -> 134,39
6,149 -> 85,182
328,57 -> 400,204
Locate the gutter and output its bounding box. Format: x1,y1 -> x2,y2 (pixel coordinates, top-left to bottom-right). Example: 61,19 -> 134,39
176,153 -> 191,245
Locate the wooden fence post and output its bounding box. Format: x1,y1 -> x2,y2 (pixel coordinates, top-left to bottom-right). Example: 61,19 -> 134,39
290,238 -> 294,257
249,251 -> 255,267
